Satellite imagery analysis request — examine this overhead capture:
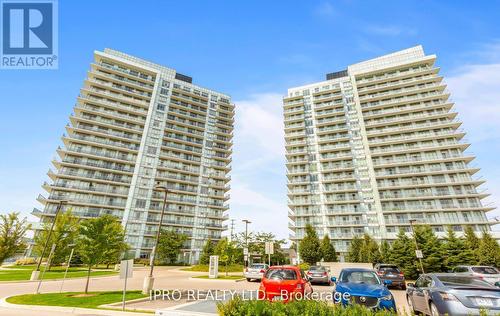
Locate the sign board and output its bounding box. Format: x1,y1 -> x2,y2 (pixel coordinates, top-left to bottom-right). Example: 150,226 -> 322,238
209,255 -> 219,279
265,242 -> 274,255
120,259 -> 134,279
415,250 -> 423,259
243,247 -> 249,255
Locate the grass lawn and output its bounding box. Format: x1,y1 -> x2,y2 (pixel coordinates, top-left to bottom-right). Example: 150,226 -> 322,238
6,291 -> 146,309
0,265 -> 117,282
193,274 -> 244,280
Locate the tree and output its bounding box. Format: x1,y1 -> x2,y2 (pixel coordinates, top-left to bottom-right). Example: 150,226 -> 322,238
298,224 -> 322,265
442,226 -> 469,271
320,235 -> 337,262
199,238 -> 215,265
414,225 -> 443,273
76,215 -> 127,293
346,236 -> 363,262
33,210 -> 79,269
232,231 -> 287,265
252,232 -> 287,265
388,229 -> 418,280
0,212 -> 30,265
380,240 -> 391,263
359,234 -> 381,264
103,240 -> 129,269
477,231 -> 500,267
463,226 -> 480,264
214,237 -> 238,275
157,229 -> 188,264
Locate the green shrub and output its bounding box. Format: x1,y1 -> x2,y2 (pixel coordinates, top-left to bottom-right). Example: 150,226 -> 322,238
183,264 -> 244,272
217,297 -> 398,316
297,263 -> 310,271
15,258 -> 36,265
133,258 -> 149,266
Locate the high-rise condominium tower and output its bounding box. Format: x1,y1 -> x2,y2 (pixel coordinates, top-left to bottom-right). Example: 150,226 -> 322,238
35,49 -> 233,262
284,46 -> 497,259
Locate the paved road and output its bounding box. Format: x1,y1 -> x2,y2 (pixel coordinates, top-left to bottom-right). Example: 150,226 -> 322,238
0,267 -> 409,315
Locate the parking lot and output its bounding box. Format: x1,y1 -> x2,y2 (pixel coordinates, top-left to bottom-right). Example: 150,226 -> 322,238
0,266 -> 410,315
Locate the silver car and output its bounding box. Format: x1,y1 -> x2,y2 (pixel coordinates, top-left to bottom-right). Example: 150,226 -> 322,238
244,263 -> 269,281
407,273 -> 500,316
306,265 -> 331,285
452,266 -> 500,286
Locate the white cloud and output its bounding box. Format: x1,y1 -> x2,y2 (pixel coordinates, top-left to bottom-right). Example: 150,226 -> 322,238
364,25 -> 418,37
227,93 -> 290,239
313,2 -> 336,17
229,183 -> 289,239
446,45 -> 500,226
447,63 -> 500,143
234,93 -> 284,159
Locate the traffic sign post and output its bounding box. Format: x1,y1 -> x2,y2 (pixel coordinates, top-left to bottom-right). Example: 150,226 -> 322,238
120,259 -> 134,311
265,242 -> 274,266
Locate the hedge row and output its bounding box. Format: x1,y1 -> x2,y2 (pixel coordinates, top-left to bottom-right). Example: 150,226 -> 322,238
217,297 -> 398,316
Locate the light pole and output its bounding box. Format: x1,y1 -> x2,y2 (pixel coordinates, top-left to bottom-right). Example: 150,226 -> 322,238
409,219 -> 425,274
31,200 -> 68,281
242,219 -> 251,267
142,186 -> 169,295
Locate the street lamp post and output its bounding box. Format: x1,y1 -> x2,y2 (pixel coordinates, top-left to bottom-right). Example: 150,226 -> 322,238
142,186 -> 169,295
242,219 -> 251,267
409,219 -> 425,274
31,200 -> 68,281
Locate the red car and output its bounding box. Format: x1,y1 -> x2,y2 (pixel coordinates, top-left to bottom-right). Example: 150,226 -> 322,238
258,266 -> 313,302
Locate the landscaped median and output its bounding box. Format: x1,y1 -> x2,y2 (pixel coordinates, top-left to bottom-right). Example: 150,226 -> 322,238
180,264 -> 244,273
5,291 -> 149,313
0,264 -> 117,282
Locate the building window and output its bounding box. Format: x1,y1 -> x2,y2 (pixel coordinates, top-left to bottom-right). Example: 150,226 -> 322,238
157,103 -> 166,111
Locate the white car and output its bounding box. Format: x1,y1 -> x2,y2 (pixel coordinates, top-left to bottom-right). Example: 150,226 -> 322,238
244,263 -> 269,281
452,265 -> 500,286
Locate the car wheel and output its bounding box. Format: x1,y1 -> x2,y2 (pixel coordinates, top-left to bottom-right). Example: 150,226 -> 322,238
401,284 -> 406,290
430,302 -> 440,316
246,278 -> 251,282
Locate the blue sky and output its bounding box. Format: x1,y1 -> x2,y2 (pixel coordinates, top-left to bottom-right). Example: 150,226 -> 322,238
1,0 -> 500,239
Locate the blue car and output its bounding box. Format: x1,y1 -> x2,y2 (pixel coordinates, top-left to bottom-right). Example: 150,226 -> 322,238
331,268 -> 396,310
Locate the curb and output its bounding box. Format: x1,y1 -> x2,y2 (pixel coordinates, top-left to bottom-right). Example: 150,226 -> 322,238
0,295 -> 153,315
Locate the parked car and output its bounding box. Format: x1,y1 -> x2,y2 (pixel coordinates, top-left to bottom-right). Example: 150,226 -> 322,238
406,273 -> 500,316
331,268 -> 396,310
306,265 -> 331,285
258,265 -> 313,302
244,263 -> 269,281
374,263 -> 406,290
452,265 -> 500,286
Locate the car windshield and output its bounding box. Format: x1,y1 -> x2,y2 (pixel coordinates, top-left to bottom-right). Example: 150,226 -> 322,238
309,266 -> 326,271
471,267 -> 500,274
265,269 -> 297,280
437,276 -> 494,287
340,271 -> 381,285
251,264 -> 266,269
